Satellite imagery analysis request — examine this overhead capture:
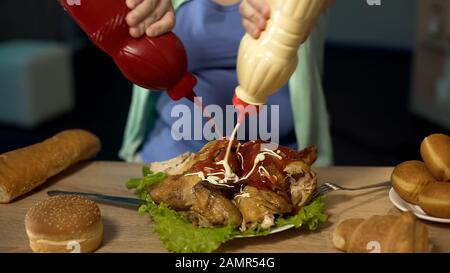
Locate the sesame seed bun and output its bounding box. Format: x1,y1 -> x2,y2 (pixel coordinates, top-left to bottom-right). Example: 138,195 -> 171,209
25,195 -> 103,253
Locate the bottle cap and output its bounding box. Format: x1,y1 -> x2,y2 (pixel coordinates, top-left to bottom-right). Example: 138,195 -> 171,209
167,73 -> 198,101
232,93 -> 261,124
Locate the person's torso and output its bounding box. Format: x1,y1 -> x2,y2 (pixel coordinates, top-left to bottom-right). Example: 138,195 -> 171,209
140,0 -> 296,162
158,0 -> 249,114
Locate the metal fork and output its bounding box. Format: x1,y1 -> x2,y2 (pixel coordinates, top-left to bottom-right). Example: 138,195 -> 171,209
310,181 -> 391,200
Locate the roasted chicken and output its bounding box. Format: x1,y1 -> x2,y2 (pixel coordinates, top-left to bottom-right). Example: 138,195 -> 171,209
150,174 -> 200,210
235,186 -> 292,229
190,183 -> 243,227
146,140 -> 318,229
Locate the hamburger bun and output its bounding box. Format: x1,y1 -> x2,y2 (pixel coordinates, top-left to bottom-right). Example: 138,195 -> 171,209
418,182 -> 450,219
420,134 -> 450,181
391,161 -> 435,204
25,195 -> 103,253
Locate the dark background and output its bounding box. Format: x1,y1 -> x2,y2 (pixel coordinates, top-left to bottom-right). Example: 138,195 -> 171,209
0,0 -> 449,165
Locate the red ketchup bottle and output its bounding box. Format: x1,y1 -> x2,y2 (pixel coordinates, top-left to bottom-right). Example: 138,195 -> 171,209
59,0 -> 197,101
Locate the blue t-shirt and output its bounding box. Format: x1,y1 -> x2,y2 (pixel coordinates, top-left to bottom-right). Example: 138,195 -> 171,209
139,0 -> 295,162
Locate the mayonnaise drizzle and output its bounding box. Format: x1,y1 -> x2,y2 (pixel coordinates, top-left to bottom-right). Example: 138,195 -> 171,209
184,171 -> 235,188
237,152 -> 244,170
215,123 -> 241,182
234,192 -> 250,199
258,165 -> 277,182
239,149 -> 281,181
234,184 -> 250,199
185,122 -> 284,188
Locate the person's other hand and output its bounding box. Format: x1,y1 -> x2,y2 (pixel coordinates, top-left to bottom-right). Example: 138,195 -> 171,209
126,0 -> 175,38
239,0 -> 271,39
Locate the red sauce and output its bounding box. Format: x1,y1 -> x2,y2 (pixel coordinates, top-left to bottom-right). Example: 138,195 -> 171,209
238,141 -> 293,200
189,140 -> 316,203
190,140 -> 242,179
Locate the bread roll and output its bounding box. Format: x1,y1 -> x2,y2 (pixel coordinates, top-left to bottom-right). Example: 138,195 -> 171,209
332,218 -> 364,251
391,161 -> 435,204
25,195 -> 103,253
420,134 -> 450,181
333,212 -> 430,253
0,130 -> 101,203
419,182 -> 450,218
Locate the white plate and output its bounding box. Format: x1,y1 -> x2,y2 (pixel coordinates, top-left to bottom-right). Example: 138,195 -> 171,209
389,188 -> 450,224
234,224 -> 295,238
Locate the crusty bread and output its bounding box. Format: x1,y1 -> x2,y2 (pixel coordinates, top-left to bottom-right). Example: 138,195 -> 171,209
0,130 -> 101,203
419,182 -> 450,218
332,212 -> 430,253
420,134 -> 450,181
332,218 -> 364,251
391,161 -> 435,204
148,152 -> 194,175
25,195 -> 103,253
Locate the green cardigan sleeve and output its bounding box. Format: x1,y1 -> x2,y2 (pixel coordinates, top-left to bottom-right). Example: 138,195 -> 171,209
289,12 -> 334,166
119,85 -> 157,161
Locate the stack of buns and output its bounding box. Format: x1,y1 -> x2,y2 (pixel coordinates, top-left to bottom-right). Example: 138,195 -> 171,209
25,195 -> 103,253
391,133 -> 450,218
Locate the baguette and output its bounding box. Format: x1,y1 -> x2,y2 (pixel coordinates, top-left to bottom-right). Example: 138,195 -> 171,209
0,129 -> 101,203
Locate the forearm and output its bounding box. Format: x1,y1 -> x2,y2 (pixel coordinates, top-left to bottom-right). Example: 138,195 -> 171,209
240,0 -> 335,39
291,0 -> 334,43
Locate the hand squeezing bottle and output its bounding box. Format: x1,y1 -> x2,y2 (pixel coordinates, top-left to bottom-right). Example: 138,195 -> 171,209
59,0 -> 197,101
233,0 -> 329,111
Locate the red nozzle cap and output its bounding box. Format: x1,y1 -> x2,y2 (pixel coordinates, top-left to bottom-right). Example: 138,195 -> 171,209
167,73 -> 198,101
232,93 -> 261,124
233,94 -> 261,114
233,93 -> 250,109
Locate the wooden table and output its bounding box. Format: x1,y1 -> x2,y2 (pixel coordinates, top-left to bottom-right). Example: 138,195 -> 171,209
1,162 -> 449,253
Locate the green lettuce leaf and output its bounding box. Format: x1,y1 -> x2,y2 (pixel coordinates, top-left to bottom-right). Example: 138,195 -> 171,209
139,197 -> 235,253
275,196 -> 328,230
126,166 -> 167,199
234,224 -> 271,237
127,167 -> 235,253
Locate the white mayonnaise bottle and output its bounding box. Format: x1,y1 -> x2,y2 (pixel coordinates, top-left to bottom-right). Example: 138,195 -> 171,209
233,0 -> 329,108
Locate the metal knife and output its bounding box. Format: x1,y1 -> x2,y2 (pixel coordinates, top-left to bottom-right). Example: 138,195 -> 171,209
47,190 -> 143,207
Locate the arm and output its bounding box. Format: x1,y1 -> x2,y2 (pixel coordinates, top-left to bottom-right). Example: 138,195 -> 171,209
240,0 -> 335,39
126,0 -> 176,38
